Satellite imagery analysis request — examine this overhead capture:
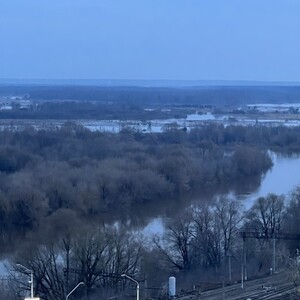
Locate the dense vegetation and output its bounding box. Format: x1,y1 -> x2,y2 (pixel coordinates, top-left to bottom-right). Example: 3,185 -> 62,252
2,123 -> 300,299
0,124 -> 276,249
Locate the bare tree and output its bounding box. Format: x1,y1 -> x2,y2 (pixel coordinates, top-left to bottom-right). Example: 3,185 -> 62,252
10,226 -> 143,299
12,243 -> 67,300
214,197 -> 243,257
193,204 -> 221,270
154,211 -> 195,271
246,193 -> 285,237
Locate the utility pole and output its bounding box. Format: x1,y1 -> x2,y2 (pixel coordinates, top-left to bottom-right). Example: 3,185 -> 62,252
228,255 -> 232,282
241,264 -> 244,289
243,237 -> 247,281
16,264 -> 34,299
222,278 -> 225,300
273,233 -> 276,273
66,282 -> 85,300
121,274 -> 139,300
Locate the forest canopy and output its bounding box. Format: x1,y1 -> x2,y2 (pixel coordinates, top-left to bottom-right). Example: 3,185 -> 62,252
1,124 -> 300,298
2,123 -> 298,253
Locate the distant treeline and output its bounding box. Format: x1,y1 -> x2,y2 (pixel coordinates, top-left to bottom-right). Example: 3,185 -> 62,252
2,84 -> 300,105
0,101 -> 186,120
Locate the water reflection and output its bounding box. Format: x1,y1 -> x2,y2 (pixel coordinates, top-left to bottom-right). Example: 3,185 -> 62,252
238,152 -> 300,208
139,152 -> 300,236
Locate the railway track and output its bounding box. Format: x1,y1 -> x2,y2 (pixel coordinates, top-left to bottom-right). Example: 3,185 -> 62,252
177,272 -> 300,299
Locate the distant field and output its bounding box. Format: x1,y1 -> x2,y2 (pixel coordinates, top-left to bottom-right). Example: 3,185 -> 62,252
2,84 -> 300,124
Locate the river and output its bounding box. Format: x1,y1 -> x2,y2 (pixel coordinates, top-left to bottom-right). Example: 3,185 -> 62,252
237,152 -> 300,207
143,152 -> 300,236
1,153 -> 300,275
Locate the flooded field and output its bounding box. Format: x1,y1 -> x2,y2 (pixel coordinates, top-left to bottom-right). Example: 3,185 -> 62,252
1,110 -> 300,132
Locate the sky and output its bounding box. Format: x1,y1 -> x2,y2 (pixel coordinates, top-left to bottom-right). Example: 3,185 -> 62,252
1,0 -> 300,82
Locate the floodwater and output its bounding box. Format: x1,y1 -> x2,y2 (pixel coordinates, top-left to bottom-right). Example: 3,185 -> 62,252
143,152 -> 300,236
1,112 -> 300,132
1,154 -> 300,275
237,152 -> 300,207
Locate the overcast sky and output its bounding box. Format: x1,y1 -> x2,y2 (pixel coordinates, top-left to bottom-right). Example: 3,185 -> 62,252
1,0 -> 300,81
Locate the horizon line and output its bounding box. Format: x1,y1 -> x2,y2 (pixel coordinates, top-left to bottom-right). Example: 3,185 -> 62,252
1,78 -> 300,87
